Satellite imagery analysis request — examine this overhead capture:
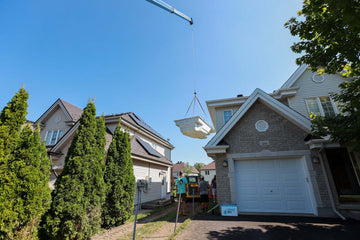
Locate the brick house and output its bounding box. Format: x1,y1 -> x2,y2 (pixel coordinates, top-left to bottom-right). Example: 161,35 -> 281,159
204,65 -> 360,219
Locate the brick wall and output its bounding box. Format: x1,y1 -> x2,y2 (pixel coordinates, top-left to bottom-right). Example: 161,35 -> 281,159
223,100 -> 309,154
214,157 -> 231,204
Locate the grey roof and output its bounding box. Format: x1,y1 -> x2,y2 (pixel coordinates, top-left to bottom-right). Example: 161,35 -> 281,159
130,136 -> 172,166
173,162 -> 199,174
60,99 -> 83,122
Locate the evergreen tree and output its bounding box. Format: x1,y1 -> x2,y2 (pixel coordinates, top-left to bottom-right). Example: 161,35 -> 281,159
41,101 -> 106,239
0,88 -> 51,239
102,122 -> 135,228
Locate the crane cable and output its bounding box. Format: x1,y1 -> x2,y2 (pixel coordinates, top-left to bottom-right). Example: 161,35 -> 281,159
185,25 -> 207,119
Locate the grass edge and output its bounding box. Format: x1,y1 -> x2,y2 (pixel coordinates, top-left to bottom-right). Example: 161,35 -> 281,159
168,217 -> 192,240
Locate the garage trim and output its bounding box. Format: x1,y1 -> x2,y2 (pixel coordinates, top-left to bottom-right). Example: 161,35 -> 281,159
227,152 -> 318,216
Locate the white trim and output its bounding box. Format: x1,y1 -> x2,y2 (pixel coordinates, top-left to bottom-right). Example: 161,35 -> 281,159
206,88 -> 299,131
312,73 -> 325,83
203,145 -> 229,155
205,88 -> 312,148
301,155 -> 319,216
330,97 -> 339,115
34,99 -> 73,125
304,96 -> 338,117
255,120 -> 269,132
281,64 -> 308,89
51,121 -> 80,152
131,155 -> 172,167
227,149 -> 311,159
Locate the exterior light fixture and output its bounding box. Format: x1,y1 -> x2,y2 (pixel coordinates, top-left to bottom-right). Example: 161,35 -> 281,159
223,159 -> 228,167
312,156 -> 320,164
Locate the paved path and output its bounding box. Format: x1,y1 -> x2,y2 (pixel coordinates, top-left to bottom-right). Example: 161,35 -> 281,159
175,215 -> 360,240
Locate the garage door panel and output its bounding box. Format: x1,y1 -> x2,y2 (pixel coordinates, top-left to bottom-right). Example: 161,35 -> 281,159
263,200 -> 282,210
235,158 -> 314,214
287,200 -> 307,211
238,174 -> 257,182
260,173 -> 279,182
239,201 -> 260,211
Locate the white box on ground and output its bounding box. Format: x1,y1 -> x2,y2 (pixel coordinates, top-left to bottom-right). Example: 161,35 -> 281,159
221,205 -> 238,216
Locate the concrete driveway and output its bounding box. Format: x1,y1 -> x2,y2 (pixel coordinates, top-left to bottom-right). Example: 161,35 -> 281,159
175,215 -> 360,240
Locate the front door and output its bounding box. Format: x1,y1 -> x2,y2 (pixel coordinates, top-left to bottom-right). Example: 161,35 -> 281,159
326,148 -> 360,202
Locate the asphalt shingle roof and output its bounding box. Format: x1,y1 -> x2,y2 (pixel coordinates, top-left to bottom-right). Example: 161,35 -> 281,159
200,161 -> 216,170
60,99 -> 83,122
173,162 -> 199,174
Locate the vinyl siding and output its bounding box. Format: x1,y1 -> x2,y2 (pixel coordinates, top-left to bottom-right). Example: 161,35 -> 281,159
133,160 -> 169,204
287,69 -> 345,118
40,107 -> 71,144
214,106 -> 241,130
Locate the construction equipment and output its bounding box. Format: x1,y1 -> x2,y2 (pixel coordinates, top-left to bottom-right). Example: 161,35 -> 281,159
145,0 -> 193,25
185,175 -> 200,200
145,1 -> 215,139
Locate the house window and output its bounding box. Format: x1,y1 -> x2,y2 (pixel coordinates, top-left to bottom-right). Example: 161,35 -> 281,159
205,170 -> 209,175
224,110 -> 232,123
305,96 -> 338,117
45,130 -> 64,145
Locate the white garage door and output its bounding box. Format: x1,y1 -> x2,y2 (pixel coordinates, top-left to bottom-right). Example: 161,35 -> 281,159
235,158 -> 314,214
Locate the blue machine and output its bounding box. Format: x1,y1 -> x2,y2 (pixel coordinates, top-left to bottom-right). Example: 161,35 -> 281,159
145,0 -> 193,25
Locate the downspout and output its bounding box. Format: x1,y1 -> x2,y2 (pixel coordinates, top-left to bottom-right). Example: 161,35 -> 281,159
318,148 -> 346,220
49,155 -> 58,178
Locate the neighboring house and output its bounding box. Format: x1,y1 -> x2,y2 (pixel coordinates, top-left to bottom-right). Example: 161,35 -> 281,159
204,65 -> 360,219
172,161 -> 199,178
34,99 -> 174,204
200,161 -> 216,183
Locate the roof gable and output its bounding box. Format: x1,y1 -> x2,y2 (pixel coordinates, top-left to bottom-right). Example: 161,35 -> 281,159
200,161 -> 215,170
205,88 -> 311,148
280,64 -> 308,89
34,98 -> 83,125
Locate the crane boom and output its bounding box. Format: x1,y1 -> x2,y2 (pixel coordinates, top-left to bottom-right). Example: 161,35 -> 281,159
145,0 -> 193,25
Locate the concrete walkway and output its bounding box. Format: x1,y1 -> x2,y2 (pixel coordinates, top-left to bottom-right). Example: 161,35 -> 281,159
175,215 -> 360,240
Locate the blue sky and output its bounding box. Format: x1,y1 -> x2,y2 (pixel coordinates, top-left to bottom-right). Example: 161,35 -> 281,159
0,0 -> 303,165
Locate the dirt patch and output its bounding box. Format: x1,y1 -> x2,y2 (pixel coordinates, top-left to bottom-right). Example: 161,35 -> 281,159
92,205 -> 176,240
142,201 -> 203,240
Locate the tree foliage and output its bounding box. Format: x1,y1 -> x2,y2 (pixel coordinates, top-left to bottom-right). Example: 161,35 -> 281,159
0,88 -> 51,239
41,101 -> 106,240
102,122 -> 135,228
285,0 -> 360,77
286,0 -> 360,148
311,79 -> 360,150
183,162 -> 193,175
194,162 -> 205,172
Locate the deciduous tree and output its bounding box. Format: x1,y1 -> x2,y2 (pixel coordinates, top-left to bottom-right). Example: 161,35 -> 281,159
285,0 -> 360,148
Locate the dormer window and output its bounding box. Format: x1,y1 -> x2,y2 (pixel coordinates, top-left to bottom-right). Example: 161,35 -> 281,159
305,96 -> 338,117
224,110 -> 233,123
45,130 -> 64,145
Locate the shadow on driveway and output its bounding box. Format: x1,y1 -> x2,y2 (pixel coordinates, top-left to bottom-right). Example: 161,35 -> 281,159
191,215 -> 360,240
